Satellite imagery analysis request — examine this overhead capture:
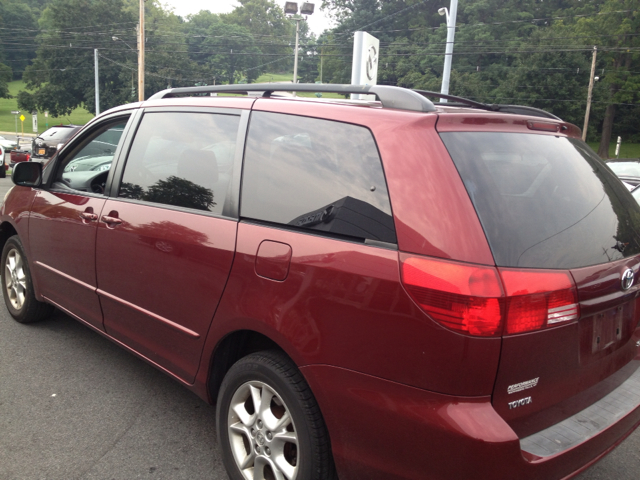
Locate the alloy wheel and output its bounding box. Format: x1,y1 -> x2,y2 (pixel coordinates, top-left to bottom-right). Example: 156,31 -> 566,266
4,248 -> 27,310
228,381 -> 299,480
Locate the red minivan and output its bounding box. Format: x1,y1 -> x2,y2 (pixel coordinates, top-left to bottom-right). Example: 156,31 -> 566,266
2,84 -> 640,480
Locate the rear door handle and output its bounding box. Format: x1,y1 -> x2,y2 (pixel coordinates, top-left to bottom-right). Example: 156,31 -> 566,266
101,215 -> 123,226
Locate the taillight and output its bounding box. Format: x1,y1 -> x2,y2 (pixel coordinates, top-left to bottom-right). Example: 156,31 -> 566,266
400,254 -> 580,337
499,268 -> 579,334
400,255 -> 504,337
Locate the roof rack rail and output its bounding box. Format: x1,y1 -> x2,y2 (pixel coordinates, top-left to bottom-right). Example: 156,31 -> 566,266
147,83 -> 436,113
413,89 -> 561,120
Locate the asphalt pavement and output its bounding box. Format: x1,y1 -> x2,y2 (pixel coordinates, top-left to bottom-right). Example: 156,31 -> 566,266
0,174 -> 639,479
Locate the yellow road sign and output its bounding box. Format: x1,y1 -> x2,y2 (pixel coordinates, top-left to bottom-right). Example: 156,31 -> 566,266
19,114 -> 25,122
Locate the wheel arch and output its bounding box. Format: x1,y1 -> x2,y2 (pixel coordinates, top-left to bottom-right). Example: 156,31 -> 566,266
0,221 -> 18,253
207,329 -> 290,404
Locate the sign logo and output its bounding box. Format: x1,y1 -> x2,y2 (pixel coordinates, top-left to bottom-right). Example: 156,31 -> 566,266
365,45 -> 378,81
508,396 -> 532,410
621,268 -> 634,291
507,377 -> 539,395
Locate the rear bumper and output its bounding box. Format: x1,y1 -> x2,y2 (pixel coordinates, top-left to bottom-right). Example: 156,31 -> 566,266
300,364 -> 640,480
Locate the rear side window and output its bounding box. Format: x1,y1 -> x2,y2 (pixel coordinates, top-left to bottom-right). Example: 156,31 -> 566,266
441,132 -> 640,268
241,112 -> 396,244
118,112 -> 240,215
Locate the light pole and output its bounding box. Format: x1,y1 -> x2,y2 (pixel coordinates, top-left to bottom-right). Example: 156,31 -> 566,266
284,2 -> 314,90
138,0 -> 146,101
439,0 -> 458,102
94,49 -> 100,115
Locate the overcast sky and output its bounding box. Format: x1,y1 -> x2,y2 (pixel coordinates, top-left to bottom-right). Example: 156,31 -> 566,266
161,0 -> 335,36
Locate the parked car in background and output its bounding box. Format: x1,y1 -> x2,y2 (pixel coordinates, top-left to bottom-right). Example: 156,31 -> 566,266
606,159 -> 640,186
0,135 -> 17,152
9,145 -> 31,169
3,84 -> 640,480
31,125 -> 81,162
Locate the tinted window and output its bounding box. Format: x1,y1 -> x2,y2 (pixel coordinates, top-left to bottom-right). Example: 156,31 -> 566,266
118,112 -> 240,214
441,132 -> 640,268
241,112 -> 395,244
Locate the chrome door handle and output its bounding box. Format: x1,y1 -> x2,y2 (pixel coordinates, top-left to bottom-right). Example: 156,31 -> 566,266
101,215 -> 123,225
80,212 -> 98,221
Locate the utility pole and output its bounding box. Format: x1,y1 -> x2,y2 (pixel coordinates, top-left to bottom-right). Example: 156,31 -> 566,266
138,0 -> 145,102
440,0 -> 458,103
292,17 -> 301,94
94,49 -> 100,115
582,46 -> 597,141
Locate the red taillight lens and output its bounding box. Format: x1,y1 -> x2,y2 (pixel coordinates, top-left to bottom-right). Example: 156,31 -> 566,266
401,254 -> 580,337
500,268 -> 579,334
401,255 -> 504,337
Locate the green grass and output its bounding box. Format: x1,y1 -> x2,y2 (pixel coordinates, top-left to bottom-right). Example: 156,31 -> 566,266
0,80 -> 94,134
588,142 -> 640,159
255,72 -> 294,83
252,73 -> 347,99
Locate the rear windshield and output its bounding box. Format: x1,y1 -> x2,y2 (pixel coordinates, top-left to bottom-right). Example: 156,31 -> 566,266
39,127 -> 78,141
440,132 -> 640,269
607,161 -> 640,178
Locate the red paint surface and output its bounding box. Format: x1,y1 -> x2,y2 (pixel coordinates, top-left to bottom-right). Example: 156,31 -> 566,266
492,255 -> 640,436
208,222 -> 501,395
96,199 -> 237,382
28,190 -> 105,329
255,240 -> 292,281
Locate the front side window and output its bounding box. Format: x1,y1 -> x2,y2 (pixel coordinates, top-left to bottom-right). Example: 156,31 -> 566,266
53,117 -> 129,194
118,112 -> 240,215
241,112 -> 396,244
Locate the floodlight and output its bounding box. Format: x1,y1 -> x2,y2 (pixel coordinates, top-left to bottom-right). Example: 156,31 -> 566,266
438,7 -> 447,16
300,2 -> 315,15
284,2 -> 298,14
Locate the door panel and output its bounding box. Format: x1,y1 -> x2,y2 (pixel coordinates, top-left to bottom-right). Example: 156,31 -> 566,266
96,200 -> 236,382
28,191 -> 105,329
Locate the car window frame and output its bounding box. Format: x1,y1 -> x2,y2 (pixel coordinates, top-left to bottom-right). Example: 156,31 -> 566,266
108,106 -> 248,221
238,110 -> 398,248
45,109 -> 141,197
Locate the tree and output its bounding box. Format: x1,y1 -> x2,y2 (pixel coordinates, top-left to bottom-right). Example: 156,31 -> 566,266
0,1 -> 38,80
203,23 -> 262,84
20,0 -> 136,116
569,0 -> 640,157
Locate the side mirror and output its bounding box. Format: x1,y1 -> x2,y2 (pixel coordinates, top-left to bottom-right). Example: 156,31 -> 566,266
12,161 -> 42,188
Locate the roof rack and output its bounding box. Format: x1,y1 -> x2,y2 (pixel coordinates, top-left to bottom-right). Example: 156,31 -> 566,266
147,83 -> 436,113
413,89 -> 561,120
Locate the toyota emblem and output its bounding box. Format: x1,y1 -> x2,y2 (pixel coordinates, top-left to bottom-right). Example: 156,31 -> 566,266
621,268 -> 634,291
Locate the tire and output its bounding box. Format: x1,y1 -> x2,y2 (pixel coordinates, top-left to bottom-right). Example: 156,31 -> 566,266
1,235 -> 53,323
217,350 -> 336,480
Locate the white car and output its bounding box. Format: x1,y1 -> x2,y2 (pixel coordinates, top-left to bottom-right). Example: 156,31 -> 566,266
0,136 -> 17,151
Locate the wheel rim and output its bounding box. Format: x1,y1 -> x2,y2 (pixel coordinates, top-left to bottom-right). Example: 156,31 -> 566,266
4,248 -> 27,311
228,381 -> 299,480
